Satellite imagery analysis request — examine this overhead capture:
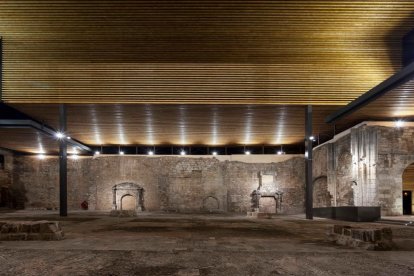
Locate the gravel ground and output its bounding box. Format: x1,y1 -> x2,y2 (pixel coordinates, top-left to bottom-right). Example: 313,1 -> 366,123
0,211 -> 414,276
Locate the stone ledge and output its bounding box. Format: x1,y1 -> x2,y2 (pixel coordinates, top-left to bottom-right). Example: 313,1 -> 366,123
246,211 -> 273,219
327,225 -> 394,250
0,221 -> 64,241
109,210 -> 137,217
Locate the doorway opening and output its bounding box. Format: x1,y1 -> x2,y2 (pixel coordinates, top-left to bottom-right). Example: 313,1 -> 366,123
403,191 -> 412,215
402,163 -> 414,215
121,194 -> 136,211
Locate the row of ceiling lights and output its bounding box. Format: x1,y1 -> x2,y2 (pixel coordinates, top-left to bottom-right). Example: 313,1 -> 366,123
34,119 -> 407,160
35,132 -> 321,159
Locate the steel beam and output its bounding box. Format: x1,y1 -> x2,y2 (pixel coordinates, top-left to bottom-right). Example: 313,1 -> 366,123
325,61 -> 414,123
59,104 -> 67,217
0,118 -> 91,152
305,105 -> 313,220
0,37 -> 2,101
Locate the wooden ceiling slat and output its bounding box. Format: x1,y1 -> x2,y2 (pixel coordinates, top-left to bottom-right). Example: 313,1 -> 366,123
10,104 -> 337,146
1,1 -> 413,104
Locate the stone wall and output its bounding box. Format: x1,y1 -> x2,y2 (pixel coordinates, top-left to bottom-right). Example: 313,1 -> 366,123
0,149 -> 15,208
314,123 -> 414,216
12,155 -> 305,214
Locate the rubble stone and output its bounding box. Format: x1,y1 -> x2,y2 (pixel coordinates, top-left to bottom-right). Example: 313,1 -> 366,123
328,225 -> 394,250
0,221 -> 64,241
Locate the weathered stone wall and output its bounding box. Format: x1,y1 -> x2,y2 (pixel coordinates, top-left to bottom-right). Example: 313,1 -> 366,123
12,155 -> 305,214
314,123 -> 414,216
0,149 -> 15,208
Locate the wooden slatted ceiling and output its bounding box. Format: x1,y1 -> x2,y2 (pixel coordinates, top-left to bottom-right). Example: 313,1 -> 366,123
2,1 -> 414,104
11,104 -> 338,146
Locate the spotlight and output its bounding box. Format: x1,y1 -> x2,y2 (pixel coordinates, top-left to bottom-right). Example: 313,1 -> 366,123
148,150 -> 154,155
66,136 -> 71,140
309,136 -> 315,141
395,120 -> 404,128
119,151 -> 124,155
94,151 -> 100,155
180,150 -> 186,156
212,151 -> 218,156
55,132 -> 65,139
37,154 -> 45,160
245,150 -> 251,155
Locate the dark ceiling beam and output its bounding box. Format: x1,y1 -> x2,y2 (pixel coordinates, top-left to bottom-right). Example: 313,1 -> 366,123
0,119 -> 91,152
0,37 -> 3,101
325,61 -> 414,124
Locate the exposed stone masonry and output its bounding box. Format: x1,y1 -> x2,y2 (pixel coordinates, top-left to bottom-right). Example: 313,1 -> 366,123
12,155 -> 306,214
0,220 -> 64,241
314,123 -> 414,216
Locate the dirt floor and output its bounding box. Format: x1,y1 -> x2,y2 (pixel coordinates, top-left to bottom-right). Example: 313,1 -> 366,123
0,210 -> 414,276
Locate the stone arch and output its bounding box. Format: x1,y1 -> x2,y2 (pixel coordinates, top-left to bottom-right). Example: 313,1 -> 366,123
202,196 -> 219,212
382,157 -> 414,215
112,182 -> 144,211
313,176 -> 332,208
335,150 -> 354,206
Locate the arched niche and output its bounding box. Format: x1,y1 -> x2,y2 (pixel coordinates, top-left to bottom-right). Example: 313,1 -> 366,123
203,196 -> 219,212
112,182 -> 144,211
335,150 -> 354,206
313,176 -> 332,208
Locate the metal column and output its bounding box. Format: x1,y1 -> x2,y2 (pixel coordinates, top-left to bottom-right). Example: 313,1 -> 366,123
305,105 -> 313,219
59,104 -> 68,217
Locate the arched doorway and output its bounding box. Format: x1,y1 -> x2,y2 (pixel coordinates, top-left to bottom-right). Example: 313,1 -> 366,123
402,163 -> 414,215
121,194 -> 136,210
112,182 -> 144,211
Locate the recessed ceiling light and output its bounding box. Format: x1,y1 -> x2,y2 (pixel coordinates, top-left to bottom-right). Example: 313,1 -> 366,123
37,154 -> 45,160
245,150 -> 251,155
55,132 -> 65,139
94,151 -> 100,155
70,154 -> 78,160
119,151 -> 124,155
212,151 -> 218,156
180,150 -> 186,156
395,120 -> 404,128
148,150 -> 154,155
